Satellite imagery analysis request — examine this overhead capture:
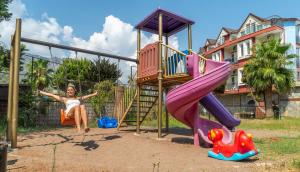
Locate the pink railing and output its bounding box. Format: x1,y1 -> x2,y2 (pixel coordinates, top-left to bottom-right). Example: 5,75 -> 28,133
138,42 -> 159,79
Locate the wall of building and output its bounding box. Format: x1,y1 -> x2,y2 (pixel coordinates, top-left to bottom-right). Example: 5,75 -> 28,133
279,87 -> 300,117
215,92 -> 300,118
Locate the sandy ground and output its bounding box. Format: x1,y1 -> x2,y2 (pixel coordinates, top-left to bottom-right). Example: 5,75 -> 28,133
6,127 -> 294,172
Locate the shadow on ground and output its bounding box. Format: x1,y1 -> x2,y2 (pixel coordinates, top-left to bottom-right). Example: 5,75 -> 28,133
171,137 -> 194,144
75,140 -> 99,151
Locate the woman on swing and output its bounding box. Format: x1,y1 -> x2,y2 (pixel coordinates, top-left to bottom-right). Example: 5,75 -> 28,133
39,83 -> 98,133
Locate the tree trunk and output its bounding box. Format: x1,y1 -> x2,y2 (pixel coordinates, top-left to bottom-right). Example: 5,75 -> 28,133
265,87 -> 273,118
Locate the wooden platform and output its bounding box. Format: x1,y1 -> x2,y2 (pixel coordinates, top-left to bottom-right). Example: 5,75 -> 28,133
137,73 -> 192,87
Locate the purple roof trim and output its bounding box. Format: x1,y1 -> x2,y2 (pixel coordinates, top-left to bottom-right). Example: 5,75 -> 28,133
135,8 -> 195,36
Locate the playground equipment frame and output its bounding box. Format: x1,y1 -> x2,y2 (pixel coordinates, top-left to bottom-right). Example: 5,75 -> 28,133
135,10 -> 193,138
7,18 -> 137,148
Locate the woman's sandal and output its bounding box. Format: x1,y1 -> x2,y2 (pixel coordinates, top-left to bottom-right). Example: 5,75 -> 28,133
84,128 -> 90,133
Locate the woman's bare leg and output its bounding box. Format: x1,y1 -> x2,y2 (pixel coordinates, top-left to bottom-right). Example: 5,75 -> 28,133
74,105 -> 82,132
80,105 -> 89,132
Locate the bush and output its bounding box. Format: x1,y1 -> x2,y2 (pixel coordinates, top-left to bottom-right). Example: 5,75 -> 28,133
89,80 -> 115,116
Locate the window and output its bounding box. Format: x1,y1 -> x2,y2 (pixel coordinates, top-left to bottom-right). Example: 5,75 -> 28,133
251,23 -> 256,33
297,48 -> 300,68
212,51 -> 221,61
246,24 -> 250,34
246,41 -> 251,55
257,25 -> 263,31
239,43 -> 244,58
230,34 -> 237,40
241,30 -> 246,36
231,75 -> 235,83
238,68 -> 245,85
238,40 -> 252,59
217,37 -> 225,45
220,37 -> 225,44
297,26 -> 300,43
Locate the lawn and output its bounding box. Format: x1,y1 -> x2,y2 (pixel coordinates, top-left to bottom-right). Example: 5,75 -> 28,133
238,117 -> 300,130
239,117 -> 300,170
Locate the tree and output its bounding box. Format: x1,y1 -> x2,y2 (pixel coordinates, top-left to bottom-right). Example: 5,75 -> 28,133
0,45 -> 10,72
0,44 -> 27,72
242,38 -> 296,117
91,58 -> 122,83
53,58 -> 96,94
24,59 -> 54,90
0,0 -> 12,73
89,80 -> 115,116
53,57 -> 122,94
0,0 -> 12,22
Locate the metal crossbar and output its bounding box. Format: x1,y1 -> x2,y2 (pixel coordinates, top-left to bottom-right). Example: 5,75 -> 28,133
21,37 -> 137,63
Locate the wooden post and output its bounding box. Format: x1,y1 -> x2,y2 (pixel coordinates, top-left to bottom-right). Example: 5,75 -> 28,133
165,37 -> 169,133
115,86 -> 124,125
158,13 -> 163,138
0,143 -> 8,172
11,19 -> 21,148
6,36 -> 14,142
136,29 -> 141,134
188,24 -> 192,52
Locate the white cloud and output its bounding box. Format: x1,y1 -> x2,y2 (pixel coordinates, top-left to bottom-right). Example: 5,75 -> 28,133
0,0 -> 180,83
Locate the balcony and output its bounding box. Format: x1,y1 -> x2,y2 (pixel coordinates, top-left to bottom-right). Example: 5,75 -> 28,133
224,57 -> 238,64
203,25 -> 283,56
225,82 -> 238,91
239,24 -> 270,38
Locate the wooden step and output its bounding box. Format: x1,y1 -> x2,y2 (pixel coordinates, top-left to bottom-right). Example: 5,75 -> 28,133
131,104 -> 153,108
128,110 -> 148,113
139,100 -> 156,103
141,88 -> 158,92
140,94 -> 158,97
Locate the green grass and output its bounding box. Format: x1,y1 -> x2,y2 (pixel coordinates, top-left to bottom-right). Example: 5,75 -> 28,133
143,115 -> 187,128
237,117 -> 300,170
254,136 -> 300,170
254,136 -> 300,157
292,158 -> 300,169
238,117 -> 300,130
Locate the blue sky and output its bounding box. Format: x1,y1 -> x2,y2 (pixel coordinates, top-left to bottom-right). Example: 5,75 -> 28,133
22,0 -> 300,50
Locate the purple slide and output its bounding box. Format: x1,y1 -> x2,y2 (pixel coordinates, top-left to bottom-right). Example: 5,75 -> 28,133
166,54 -> 240,147
200,93 -> 240,130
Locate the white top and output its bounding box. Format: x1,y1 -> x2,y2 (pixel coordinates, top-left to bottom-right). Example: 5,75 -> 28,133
65,99 -> 80,114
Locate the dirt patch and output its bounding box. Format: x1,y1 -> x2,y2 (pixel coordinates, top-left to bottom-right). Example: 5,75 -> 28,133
5,127 -> 291,172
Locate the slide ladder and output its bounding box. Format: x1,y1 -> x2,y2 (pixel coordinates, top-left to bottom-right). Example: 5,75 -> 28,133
117,85 -> 158,129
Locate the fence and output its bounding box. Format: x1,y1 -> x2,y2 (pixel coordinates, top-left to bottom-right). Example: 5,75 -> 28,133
0,52 -> 125,127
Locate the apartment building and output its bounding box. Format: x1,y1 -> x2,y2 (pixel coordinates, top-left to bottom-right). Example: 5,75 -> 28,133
200,13 -> 300,117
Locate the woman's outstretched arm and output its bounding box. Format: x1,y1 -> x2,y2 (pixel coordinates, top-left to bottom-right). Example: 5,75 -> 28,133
81,91 -> 98,100
39,90 -> 65,102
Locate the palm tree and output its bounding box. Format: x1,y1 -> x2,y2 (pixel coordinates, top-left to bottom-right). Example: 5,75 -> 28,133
25,59 -> 54,90
242,38 -> 296,117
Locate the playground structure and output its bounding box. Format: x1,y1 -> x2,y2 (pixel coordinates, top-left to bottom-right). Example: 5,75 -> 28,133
7,9 -> 241,149
6,19 -> 137,148
117,8 -> 241,147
